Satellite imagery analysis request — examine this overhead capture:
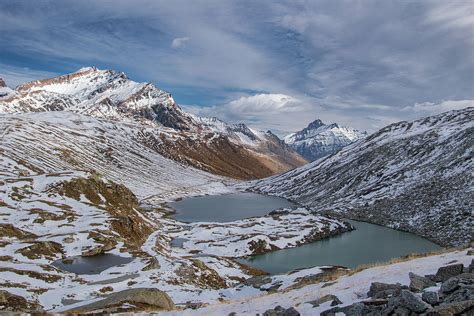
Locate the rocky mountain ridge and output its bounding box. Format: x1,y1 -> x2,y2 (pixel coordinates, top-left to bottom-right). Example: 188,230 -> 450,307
0,68 -> 306,179
284,119 -> 367,161
252,107 -> 474,246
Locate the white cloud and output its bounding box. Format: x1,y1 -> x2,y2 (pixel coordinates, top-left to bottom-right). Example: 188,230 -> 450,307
405,100 -> 474,115
184,93 -> 315,132
0,63 -> 59,88
424,1 -> 474,31
171,37 -> 191,49
226,93 -> 308,114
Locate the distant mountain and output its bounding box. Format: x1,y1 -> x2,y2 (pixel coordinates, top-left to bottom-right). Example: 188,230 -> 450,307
0,68 -> 306,179
0,77 -> 15,99
283,119 -> 367,161
252,108 -> 474,246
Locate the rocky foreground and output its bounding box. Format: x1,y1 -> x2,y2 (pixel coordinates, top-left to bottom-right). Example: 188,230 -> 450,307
180,248 -> 472,316
318,256 -> 474,315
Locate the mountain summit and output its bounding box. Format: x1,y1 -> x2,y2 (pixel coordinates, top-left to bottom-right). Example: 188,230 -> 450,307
2,67 -> 197,130
284,119 -> 367,161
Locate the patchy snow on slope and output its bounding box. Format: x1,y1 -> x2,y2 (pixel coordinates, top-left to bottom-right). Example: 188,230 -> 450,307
168,208 -> 351,257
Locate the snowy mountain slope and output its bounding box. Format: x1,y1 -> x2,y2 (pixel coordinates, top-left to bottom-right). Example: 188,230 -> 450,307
251,108 -> 474,246
2,67 -> 197,130
0,69 -> 306,179
0,111 -> 349,312
283,119 -> 367,161
0,111 -> 230,202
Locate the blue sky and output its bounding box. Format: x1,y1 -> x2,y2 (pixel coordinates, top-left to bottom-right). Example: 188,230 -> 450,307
0,0 -> 473,132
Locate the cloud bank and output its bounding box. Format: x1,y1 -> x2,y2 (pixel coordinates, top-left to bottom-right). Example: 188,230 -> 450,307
0,0 -> 472,132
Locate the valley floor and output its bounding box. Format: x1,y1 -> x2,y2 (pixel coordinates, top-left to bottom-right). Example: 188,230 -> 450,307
0,169 -> 352,313
0,110 -> 472,315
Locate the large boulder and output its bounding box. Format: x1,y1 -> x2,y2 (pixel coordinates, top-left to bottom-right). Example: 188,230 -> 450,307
433,264 -> 464,282
263,305 -> 300,316
441,274 -> 474,303
422,291 -> 439,305
400,289 -> 431,313
367,282 -> 402,298
440,273 -> 474,295
427,299 -> 474,315
409,272 -> 436,292
307,294 -> 342,307
65,288 -> 175,313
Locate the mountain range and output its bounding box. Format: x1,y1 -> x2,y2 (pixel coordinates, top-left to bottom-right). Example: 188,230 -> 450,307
252,107 -> 474,246
0,67 -> 472,314
283,119 -> 367,161
0,67 -> 306,179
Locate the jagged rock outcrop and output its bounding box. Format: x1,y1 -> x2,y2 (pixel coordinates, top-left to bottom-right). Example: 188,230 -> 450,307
284,119 -> 367,161
252,107 -> 474,246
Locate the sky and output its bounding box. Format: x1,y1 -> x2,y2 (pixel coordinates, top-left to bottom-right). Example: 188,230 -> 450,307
0,0 -> 473,133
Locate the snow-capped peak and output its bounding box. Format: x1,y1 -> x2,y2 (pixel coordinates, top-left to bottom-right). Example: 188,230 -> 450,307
284,119 -> 367,161
0,78 -> 16,100
0,67 -> 197,130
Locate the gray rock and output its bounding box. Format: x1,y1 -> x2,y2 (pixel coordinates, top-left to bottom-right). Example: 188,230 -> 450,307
440,277 -> 460,294
372,288 -> 402,299
426,299 -> 474,315
330,297 -> 342,306
400,289 -> 431,312
307,294 -> 341,307
440,273 -> 474,294
443,285 -> 474,303
344,303 -> 368,316
362,298 -> 388,306
425,274 -> 438,282
434,263 -> 464,282
244,275 -> 272,289
65,288 -> 175,313
185,302 -> 204,310
422,291 -> 439,305
367,282 -> 402,297
468,259 -> 474,273
409,272 -> 437,292
263,305 -> 300,316
393,306 -> 411,316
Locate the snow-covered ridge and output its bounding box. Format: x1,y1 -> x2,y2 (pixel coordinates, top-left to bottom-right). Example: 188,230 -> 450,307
252,107 -> 474,246
1,67 -> 196,130
0,69 -> 306,179
284,119 -> 367,161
